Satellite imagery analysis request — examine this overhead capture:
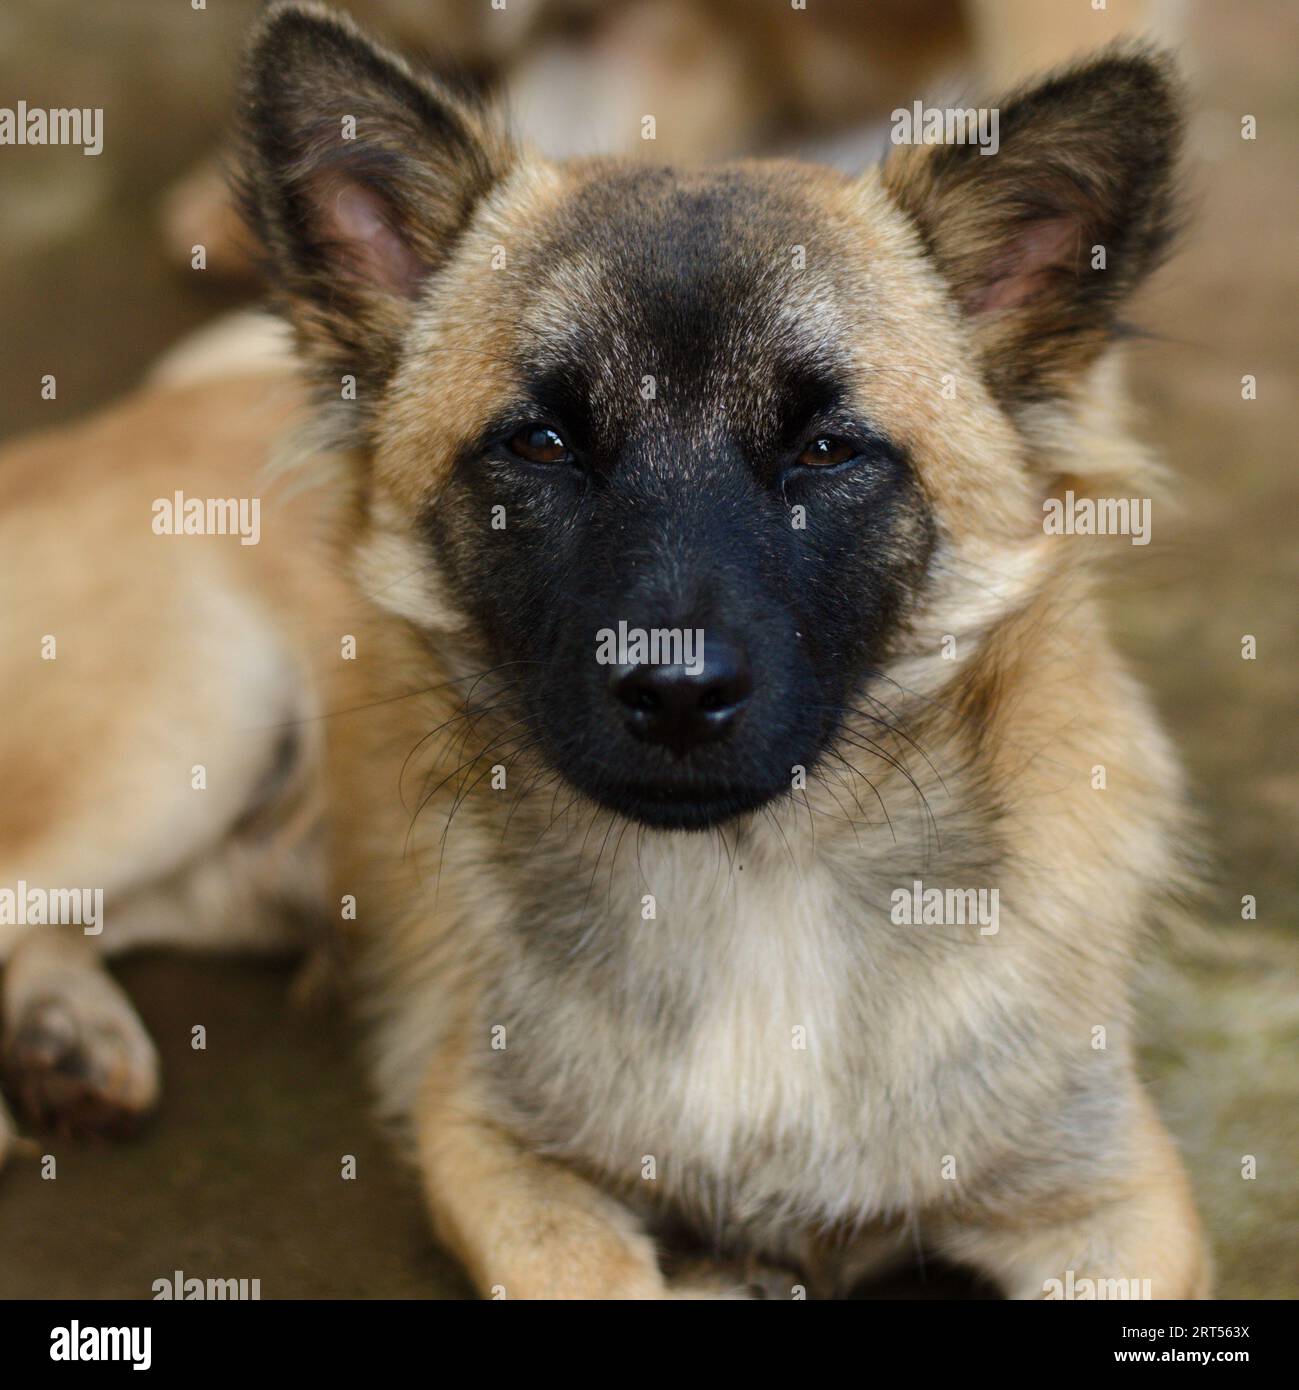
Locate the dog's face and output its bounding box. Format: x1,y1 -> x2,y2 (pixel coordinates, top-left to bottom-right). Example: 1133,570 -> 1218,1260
244,3 -> 1180,830
415,164 -> 943,828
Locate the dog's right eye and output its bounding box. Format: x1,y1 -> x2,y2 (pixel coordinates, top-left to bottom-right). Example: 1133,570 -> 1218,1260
796,436 -> 859,469
506,426 -> 572,465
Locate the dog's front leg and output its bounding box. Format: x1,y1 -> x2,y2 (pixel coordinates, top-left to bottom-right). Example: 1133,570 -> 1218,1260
414,1054 -> 670,1300
936,1088 -> 1211,1300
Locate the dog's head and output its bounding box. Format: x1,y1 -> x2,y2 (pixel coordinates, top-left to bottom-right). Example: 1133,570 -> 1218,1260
242,2 -> 1182,831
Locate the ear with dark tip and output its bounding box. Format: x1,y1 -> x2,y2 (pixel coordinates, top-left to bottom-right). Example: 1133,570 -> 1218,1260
238,1 -> 513,387
882,45 -> 1185,405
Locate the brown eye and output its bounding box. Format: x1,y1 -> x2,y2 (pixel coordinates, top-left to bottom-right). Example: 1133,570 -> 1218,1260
507,425 -> 572,464
797,436 -> 858,468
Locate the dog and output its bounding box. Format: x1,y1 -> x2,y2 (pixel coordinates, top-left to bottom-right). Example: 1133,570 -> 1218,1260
0,1 -> 1209,1298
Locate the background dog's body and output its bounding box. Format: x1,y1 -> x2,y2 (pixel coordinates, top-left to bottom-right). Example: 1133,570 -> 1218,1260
0,366 -> 340,1138
0,4 -> 1211,1297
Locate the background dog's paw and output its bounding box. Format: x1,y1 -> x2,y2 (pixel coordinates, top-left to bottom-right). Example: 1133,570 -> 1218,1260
4,994 -> 160,1136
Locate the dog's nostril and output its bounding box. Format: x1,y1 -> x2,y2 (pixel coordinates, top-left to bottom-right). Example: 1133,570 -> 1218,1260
609,638 -> 753,755
610,666 -> 662,715
698,683 -> 736,713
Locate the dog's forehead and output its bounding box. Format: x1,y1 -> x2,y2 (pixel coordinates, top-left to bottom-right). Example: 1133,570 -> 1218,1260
512,165 -> 857,432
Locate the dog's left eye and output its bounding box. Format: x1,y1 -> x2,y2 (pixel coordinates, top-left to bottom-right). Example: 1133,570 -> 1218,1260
796,437 -> 858,468
507,425 -> 573,464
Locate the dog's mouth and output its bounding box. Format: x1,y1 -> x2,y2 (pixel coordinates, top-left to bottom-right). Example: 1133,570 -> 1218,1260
583,776 -> 785,831
522,660 -> 836,831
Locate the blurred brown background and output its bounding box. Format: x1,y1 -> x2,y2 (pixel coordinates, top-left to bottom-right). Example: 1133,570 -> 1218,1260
0,0 -> 1295,1298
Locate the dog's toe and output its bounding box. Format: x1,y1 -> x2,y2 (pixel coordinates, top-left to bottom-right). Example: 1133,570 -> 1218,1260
5,995 -> 160,1137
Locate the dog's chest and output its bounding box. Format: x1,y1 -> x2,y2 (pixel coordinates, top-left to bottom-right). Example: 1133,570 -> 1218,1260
487,832 -> 1012,1238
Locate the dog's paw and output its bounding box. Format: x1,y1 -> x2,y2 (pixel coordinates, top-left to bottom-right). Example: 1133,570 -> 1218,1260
4,993 -> 160,1137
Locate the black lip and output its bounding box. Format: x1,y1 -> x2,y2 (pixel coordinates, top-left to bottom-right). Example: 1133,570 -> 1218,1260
581,778 -> 782,830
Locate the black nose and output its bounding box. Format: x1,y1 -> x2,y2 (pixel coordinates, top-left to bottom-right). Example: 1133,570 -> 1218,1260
610,635 -> 753,756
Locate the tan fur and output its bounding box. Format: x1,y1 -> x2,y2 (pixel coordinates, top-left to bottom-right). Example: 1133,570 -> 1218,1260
414,1027 -> 670,1299
0,372 -> 342,942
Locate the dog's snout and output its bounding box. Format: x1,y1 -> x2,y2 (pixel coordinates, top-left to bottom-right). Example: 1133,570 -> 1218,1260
611,637 -> 753,756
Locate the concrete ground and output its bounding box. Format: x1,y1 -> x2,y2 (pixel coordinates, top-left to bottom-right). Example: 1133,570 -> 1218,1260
0,957 -> 471,1299
0,0 -> 1295,1298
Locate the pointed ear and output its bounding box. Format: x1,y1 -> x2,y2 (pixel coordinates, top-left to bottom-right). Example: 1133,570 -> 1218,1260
239,1 -> 513,388
881,46 -> 1185,405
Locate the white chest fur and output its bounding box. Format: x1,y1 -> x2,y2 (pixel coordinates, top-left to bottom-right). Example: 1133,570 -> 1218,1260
486,816 -> 1052,1242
